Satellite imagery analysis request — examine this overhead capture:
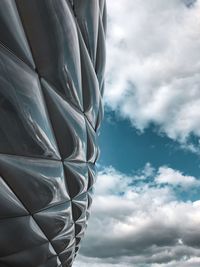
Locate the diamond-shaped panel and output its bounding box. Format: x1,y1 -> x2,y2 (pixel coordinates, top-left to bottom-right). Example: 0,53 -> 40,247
0,155 -> 70,213
0,45 -> 60,160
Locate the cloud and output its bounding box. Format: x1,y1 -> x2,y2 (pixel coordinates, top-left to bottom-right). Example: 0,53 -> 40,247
155,166 -> 200,188
75,256 -> 200,267
75,165 -> 200,266
105,0 -> 200,144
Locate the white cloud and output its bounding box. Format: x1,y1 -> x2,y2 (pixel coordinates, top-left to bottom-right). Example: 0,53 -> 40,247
75,165 -> 200,266
134,162 -> 156,180
151,257 -> 200,267
75,256 -> 200,267
105,0 -> 200,144
155,166 -> 200,187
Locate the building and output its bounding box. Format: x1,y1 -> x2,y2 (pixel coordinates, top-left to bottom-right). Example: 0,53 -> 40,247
0,1 -> 106,266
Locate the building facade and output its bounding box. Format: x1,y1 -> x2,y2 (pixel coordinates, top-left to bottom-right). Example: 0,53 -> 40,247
0,1 -> 106,266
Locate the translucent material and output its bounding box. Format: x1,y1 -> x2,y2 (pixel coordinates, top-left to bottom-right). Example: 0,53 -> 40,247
0,0 -> 106,266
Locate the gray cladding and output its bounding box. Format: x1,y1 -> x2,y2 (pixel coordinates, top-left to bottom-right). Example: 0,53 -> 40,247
0,0 -> 106,266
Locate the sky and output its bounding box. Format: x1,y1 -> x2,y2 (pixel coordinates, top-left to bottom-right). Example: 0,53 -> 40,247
75,0 -> 200,266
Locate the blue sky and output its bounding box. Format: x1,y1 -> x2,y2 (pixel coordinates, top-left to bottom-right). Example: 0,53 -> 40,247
75,0 -> 200,266
99,109 -> 200,179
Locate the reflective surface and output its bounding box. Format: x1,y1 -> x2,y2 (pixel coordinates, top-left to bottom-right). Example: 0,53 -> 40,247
0,0 -> 106,266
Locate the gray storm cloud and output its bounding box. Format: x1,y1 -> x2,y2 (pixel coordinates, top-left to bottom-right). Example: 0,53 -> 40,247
75,166 -> 200,266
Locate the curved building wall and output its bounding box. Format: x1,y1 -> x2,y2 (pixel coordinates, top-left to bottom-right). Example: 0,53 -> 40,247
0,1 -> 106,266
